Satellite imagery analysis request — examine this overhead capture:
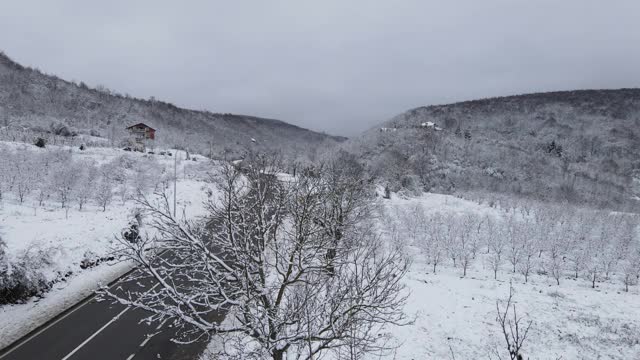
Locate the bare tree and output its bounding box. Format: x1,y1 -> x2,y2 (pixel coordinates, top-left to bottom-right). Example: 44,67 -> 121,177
583,232 -> 602,289
619,225 -> 640,292
10,151 -> 39,203
620,250 -> 640,292
73,162 -> 97,210
596,219 -> 619,281
567,211 -> 596,280
314,150 -> 373,275
94,171 -> 114,212
505,214 -> 523,274
401,202 -> 426,244
50,164 -> 78,209
486,217 -> 506,279
543,214 -> 571,286
547,249 -> 564,286
455,214 -> 479,277
102,159 -> 408,360
423,213 -> 446,274
444,219 -> 459,268
517,227 -> 537,284
493,283 -> 532,360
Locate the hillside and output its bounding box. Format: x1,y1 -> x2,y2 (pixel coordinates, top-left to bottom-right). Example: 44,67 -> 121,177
346,89 -> 640,208
0,51 -> 345,159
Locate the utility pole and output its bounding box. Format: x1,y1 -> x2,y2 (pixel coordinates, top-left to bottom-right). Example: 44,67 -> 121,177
173,149 -> 177,217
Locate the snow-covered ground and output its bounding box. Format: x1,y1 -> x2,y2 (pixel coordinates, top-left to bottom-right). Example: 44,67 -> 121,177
387,264 -> 640,360
372,192 -> 640,360
0,140 -> 217,348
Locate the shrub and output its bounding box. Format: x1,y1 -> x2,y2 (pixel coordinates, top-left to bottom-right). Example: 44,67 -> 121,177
0,265 -> 50,305
114,154 -> 137,170
400,174 -> 422,196
80,251 -> 114,270
34,137 -> 46,148
383,185 -> 391,199
50,122 -> 75,137
0,243 -> 56,305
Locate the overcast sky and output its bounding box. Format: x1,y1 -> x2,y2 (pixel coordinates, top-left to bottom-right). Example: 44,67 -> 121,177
1,1 -> 640,136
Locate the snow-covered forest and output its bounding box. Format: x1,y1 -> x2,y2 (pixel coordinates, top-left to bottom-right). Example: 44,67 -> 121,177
346,90 -> 640,210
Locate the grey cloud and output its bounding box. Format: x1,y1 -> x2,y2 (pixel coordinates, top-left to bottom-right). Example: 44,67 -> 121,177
2,0 -> 639,136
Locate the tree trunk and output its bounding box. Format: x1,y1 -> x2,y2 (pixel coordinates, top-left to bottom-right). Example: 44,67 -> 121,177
326,248 -> 336,275
326,227 -> 342,276
272,349 -> 285,360
624,276 -> 629,292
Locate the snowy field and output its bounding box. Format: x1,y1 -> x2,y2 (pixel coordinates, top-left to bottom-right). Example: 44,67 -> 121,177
0,140 -> 216,348
371,193 -> 640,360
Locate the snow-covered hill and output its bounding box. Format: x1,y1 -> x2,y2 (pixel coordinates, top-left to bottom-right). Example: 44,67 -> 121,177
345,89 -> 640,209
0,51 -> 345,160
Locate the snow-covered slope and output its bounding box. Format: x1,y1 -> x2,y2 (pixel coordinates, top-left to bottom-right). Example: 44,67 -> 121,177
0,51 -> 345,159
374,192 -> 640,360
345,89 -> 640,209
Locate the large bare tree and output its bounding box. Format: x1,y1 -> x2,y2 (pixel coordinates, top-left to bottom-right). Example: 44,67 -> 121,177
102,155 -> 408,360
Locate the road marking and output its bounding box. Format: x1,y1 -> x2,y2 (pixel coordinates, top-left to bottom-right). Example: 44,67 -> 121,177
60,306 -> 130,360
139,331 -> 161,347
155,318 -> 168,330
60,281 -> 162,360
126,354 -> 136,360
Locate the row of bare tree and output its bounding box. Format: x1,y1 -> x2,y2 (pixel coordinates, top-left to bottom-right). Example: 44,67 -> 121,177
391,202 -> 640,290
0,145 -> 167,213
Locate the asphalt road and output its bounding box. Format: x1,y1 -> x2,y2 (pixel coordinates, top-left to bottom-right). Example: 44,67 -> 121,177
0,264 -> 224,360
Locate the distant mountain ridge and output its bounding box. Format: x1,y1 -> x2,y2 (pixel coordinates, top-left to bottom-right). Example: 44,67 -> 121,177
0,51 -> 345,158
347,88 -> 640,208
